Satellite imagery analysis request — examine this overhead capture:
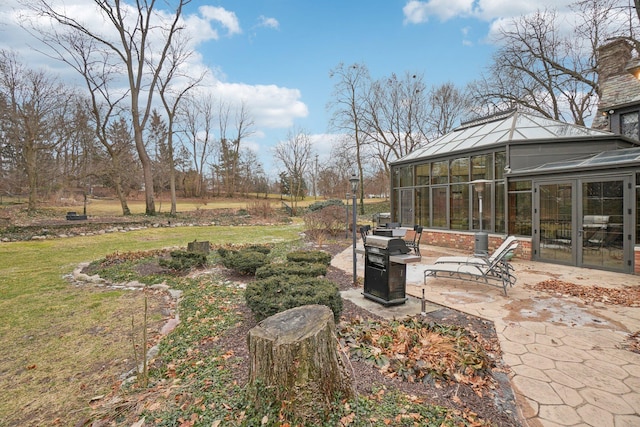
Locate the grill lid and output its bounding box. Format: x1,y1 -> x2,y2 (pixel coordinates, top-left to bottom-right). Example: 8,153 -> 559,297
365,235 -> 410,254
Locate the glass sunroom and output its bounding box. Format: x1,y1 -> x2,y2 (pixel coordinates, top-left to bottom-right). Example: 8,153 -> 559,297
390,109 -> 640,274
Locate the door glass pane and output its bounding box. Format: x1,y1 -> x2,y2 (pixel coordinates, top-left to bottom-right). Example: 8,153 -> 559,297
582,181 -> 624,270
509,191 -> 532,236
539,183 -> 573,262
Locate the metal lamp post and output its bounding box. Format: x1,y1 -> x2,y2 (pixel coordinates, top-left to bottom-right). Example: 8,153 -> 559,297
350,174 -> 359,285
471,179 -> 491,256
345,193 -> 350,239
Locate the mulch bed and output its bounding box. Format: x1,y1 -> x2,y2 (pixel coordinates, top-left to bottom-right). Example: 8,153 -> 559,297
216,242 -> 522,427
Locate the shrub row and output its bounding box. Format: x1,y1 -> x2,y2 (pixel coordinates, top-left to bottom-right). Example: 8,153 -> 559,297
255,262 -> 328,279
245,275 -> 342,322
286,250 -> 331,265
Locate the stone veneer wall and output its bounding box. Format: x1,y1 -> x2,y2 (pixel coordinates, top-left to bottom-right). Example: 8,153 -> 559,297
422,230 -> 530,260
635,248 -> 640,274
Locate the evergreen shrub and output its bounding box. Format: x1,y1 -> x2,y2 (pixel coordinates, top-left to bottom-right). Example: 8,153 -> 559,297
255,262 -> 327,279
286,250 -> 331,265
158,250 -> 207,271
219,249 -> 268,275
245,274 -> 342,321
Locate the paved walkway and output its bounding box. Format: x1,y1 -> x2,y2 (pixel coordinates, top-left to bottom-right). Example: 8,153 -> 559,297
331,244 -> 640,427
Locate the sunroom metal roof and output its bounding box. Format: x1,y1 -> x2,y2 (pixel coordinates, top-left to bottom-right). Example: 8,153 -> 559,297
398,110 -> 613,162
514,146 -> 640,174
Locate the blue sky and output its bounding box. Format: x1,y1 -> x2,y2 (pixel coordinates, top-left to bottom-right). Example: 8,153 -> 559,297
0,0 -> 575,175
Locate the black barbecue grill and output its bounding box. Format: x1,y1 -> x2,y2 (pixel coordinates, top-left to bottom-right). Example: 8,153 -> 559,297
363,235 -> 418,306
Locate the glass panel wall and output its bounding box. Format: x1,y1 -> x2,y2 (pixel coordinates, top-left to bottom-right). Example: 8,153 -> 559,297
399,165 -> 413,187
472,154 -> 493,180
416,187 -> 430,227
432,186 -> 448,227
391,151 -> 507,234
450,184 -> 469,229
416,164 -> 429,185
495,181 -> 505,233
450,158 -> 469,183
431,161 -> 448,184
472,183 -> 492,230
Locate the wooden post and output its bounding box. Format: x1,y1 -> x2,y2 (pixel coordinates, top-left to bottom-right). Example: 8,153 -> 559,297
247,305 -> 353,423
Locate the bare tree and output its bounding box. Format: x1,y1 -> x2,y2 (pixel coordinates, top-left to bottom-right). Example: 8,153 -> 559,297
156,31 -> 205,215
317,140 -> 361,199
180,95 -> 216,197
470,1 -> 637,124
217,101 -> 255,197
0,50 -> 73,212
273,128 -> 314,214
328,63 -> 370,214
22,0 -> 192,215
427,82 -> 472,137
360,72 -> 430,177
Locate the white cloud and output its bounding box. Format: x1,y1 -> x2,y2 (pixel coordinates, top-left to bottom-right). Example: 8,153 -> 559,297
198,5 -> 241,36
258,15 -> 279,29
403,0 -> 576,23
403,0 -> 473,23
208,80 -> 308,129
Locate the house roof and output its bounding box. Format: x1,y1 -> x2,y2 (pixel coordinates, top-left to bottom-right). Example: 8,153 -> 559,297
395,110 -> 613,163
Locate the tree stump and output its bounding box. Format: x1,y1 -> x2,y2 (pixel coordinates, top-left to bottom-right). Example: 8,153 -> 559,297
247,304 -> 354,423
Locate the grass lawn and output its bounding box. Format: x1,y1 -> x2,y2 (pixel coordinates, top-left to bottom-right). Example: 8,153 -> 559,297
0,223 -> 303,426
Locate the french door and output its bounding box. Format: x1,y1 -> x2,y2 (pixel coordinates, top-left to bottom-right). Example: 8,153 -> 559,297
534,177 -> 631,273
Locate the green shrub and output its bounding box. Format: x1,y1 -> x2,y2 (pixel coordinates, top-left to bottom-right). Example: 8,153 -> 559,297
244,244 -> 271,255
220,250 -> 268,275
286,250 -> 331,265
217,247 -> 231,258
255,262 -> 327,279
307,199 -> 344,212
245,274 -> 342,321
158,250 -> 207,271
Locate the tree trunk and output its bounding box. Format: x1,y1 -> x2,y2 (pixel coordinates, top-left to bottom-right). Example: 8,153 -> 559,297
247,305 -> 353,424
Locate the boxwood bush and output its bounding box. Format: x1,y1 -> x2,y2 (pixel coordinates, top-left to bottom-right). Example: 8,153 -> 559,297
158,250 -> 207,271
219,249 -> 268,275
245,274 -> 342,322
254,262 -> 328,279
286,250 -> 331,266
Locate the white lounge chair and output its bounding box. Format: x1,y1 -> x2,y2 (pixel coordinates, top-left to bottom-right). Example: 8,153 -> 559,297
434,235 -> 517,267
423,242 -> 518,295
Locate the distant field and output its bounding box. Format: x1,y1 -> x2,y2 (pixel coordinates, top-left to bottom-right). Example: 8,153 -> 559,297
0,194 -> 389,217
